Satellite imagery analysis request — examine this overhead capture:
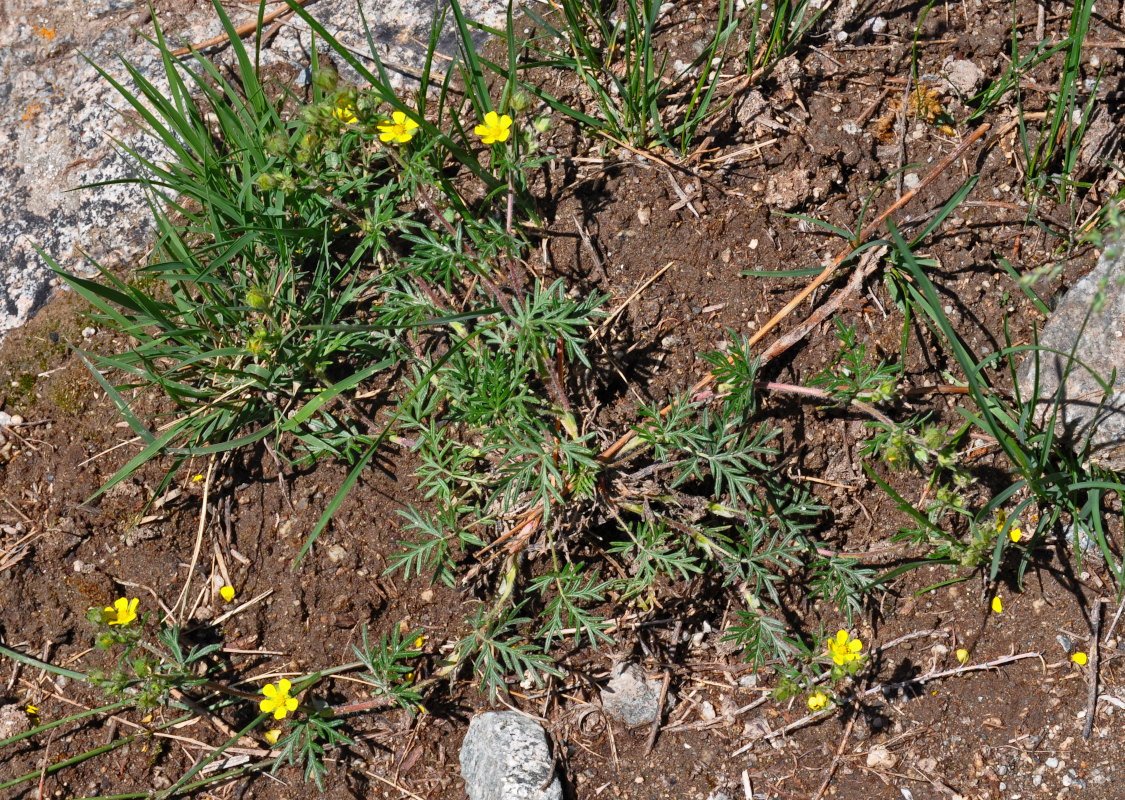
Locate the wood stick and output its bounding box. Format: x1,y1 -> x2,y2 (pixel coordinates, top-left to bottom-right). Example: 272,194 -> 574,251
1083,599 -> 1105,739
643,620 -> 681,756
810,710 -> 857,800
170,0 -> 314,57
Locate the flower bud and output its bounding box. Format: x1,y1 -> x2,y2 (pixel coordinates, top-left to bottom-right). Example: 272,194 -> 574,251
312,67 -> 339,92
255,172 -> 279,191
533,115 -> 551,133
264,131 -> 289,157
509,90 -> 531,113
246,288 -> 268,310
299,105 -> 323,127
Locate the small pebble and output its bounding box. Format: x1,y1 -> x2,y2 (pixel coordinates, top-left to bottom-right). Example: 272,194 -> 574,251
1046,757 -> 1060,769
1057,634 -> 1073,653
82,326 -> 96,338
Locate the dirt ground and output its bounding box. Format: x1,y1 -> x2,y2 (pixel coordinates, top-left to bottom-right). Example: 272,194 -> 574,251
2,1 -> 1125,798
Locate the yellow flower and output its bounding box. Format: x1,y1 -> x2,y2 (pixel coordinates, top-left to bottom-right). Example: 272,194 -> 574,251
474,111 -> 512,145
264,729 -> 282,745
956,648 -> 969,665
220,585 -> 236,603
26,704 -> 39,719
1072,652 -> 1088,666
259,679 -> 299,720
377,111 -> 419,144
807,691 -> 828,711
1008,526 -> 1022,543
414,635 -> 425,649
333,102 -> 357,125
826,630 -> 863,666
191,474 -> 203,482
105,597 -> 139,627
992,596 -> 1003,614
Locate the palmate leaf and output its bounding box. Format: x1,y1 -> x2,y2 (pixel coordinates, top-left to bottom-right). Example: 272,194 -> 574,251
722,609 -> 795,671
457,605 -> 564,700
529,563 -> 614,650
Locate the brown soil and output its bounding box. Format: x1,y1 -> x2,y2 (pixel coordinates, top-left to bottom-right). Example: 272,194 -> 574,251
2,1 -> 1125,799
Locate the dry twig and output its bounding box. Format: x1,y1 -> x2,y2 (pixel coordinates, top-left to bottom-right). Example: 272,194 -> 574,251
1084,598 -> 1105,739
643,620 -> 681,756
170,0 -> 315,57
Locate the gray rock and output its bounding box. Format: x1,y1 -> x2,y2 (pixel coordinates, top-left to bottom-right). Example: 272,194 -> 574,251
600,661 -> 663,728
1016,242 -> 1125,469
460,712 -> 561,800
0,704 -> 32,740
942,57 -> 985,96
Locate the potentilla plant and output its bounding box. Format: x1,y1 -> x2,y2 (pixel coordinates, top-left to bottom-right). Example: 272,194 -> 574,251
86,597 -> 222,711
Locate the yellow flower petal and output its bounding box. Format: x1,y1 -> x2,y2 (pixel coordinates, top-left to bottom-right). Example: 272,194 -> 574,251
956,648 -> 969,665
474,111 -> 513,144
220,585 -> 235,603
105,597 -> 139,626
265,729 -> 282,745
992,596 -> 1003,614
1009,526 -> 1022,543
1072,652 -> 1088,666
